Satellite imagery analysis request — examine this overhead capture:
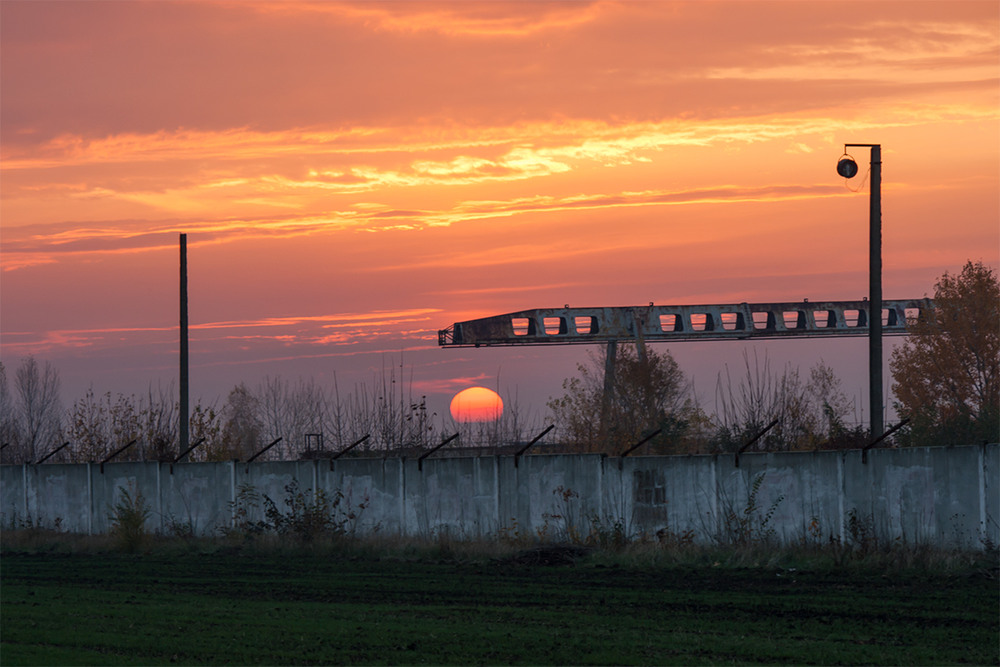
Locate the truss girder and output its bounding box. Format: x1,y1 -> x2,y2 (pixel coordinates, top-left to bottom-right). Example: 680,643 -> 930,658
438,298 -> 933,347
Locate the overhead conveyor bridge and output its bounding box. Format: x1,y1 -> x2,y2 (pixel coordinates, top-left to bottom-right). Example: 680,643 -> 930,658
438,299 -> 933,348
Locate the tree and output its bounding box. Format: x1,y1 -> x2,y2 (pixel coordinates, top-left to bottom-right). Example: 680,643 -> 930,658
141,384 -> 178,462
188,401 -> 222,460
0,363 -> 21,462
68,389 -> 142,462
713,352 -> 858,452
211,383 -> 263,461
547,344 -> 699,453
13,357 -> 63,463
890,260 -> 999,446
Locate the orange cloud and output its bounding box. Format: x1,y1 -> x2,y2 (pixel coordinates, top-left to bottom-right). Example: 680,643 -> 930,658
246,1 -> 610,37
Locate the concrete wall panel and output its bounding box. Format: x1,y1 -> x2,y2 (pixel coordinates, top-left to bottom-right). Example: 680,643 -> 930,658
325,457 -> 403,535
160,462 -> 233,536
89,462 -> 160,535
1,465 -> 24,527
513,455 -> 602,541
405,457 -> 498,538
24,464 -> 91,531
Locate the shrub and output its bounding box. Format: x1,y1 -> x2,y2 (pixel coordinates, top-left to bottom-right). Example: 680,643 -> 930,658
222,479 -> 369,544
109,481 -> 152,553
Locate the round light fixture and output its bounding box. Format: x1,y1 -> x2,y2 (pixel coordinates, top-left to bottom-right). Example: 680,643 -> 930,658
837,155 -> 859,179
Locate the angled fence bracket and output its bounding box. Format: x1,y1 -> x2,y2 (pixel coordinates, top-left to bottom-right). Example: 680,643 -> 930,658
618,429 -> 664,470
246,437 -> 283,465
173,437 -> 206,465
36,442 -> 71,465
418,433 -> 459,471
100,438 -> 138,473
735,418 -> 779,468
862,419 -> 910,464
514,425 -> 554,467
332,434 -> 371,465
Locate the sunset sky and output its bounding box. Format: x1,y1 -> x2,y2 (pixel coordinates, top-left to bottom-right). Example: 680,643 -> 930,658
2,1 -> 998,430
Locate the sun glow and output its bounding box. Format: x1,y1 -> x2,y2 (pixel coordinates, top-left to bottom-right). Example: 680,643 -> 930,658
449,387 -> 504,423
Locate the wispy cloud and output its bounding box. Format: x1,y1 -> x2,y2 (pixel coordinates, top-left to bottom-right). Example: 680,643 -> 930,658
249,1 -> 609,37
1,180 -> 850,271
1,309 -> 442,356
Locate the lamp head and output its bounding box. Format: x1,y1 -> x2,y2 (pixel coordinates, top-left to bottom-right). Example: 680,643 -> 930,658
837,156 -> 859,179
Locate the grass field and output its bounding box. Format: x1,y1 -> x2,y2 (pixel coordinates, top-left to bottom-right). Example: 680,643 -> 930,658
2,536 -> 997,666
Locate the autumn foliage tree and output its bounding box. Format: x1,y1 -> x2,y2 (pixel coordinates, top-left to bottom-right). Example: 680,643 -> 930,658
890,261 -> 999,446
547,344 -> 701,454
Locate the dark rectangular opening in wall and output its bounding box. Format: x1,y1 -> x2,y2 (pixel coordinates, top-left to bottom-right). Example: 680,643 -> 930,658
543,317 -> 565,335
512,317 -> 530,336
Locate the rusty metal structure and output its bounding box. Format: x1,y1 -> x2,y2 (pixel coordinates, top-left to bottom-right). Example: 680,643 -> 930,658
438,298 -> 932,348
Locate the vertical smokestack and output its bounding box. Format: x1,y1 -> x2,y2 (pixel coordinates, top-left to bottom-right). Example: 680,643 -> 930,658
180,234 -> 189,454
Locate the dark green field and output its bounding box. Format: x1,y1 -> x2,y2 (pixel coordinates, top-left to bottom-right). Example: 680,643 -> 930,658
2,547 -> 997,665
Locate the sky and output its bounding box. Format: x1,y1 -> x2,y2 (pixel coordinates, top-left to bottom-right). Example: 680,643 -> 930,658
2,1 -> 998,432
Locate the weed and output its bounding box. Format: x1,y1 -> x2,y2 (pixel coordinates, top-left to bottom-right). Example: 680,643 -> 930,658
720,472 -> 784,546
264,480 -> 346,542
845,507 -> 878,556
586,514 -> 629,550
496,518 -> 528,545
655,525 -> 697,548
222,482 -> 267,540
807,515 -> 822,542
109,481 -> 152,553
165,514 -> 195,540
220,479 -> 370,544
541,486 -> 582,543
3,508 -> 64,533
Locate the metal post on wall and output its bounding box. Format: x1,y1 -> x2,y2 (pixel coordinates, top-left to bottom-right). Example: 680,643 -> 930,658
179,234 -> 189,456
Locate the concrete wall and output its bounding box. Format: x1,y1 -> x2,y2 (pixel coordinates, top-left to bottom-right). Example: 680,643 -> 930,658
2,444 -> 996,548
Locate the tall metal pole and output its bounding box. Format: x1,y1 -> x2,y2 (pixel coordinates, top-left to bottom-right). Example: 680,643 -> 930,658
180,234 -> 189,453
843,143 -> 883,437
868,145 -> 883,438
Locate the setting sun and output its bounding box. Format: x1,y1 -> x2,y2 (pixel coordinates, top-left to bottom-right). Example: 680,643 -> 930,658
450,387 -> 504,423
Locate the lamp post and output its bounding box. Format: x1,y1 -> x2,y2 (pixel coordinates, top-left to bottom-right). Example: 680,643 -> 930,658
837,144 -> 883,437
180,234 -> 189,454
